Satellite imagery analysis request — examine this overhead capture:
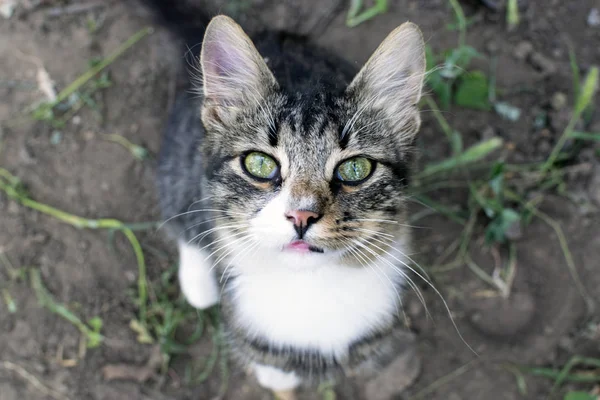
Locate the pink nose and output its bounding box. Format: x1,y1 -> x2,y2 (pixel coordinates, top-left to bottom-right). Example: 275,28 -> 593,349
285,210 -> 320,228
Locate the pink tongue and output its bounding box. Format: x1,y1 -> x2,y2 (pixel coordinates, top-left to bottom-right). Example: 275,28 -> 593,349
287,241 -> 311,251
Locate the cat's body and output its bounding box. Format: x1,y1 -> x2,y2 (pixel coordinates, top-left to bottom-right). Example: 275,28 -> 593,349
147,0 -> 426,395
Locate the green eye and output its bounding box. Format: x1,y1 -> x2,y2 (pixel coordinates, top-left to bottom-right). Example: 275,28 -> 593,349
336,157 -> 373,183
243,152 -> 278,179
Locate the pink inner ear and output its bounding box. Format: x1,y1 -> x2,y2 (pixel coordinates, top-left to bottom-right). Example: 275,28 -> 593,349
203,39 -> 240,79
201,28 -> 258,103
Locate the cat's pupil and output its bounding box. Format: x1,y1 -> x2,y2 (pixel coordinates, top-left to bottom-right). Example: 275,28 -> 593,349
244,152 -> 277,179
337,157 -> 371,182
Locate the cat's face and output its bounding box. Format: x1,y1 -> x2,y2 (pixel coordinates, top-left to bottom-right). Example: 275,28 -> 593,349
198,17 -> 425,271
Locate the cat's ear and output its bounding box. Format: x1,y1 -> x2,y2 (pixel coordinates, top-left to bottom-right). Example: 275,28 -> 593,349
200,15 -> 277,109
347,22 -> 426,141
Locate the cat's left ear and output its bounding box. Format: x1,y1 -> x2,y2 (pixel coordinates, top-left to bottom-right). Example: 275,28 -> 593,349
347,22 -> 426,142
199,16 -> 277,120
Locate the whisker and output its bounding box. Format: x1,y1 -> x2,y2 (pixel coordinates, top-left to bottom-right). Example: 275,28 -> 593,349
188,223 -> 249,245
186,195 -> 215,211
354,218 -> 429,229
219,241 -> 261,301
182,215 -> 234,232
197,229 -> 251,253
158,208 -> 249,231
353,238 -> 427,321
345,239 -> 406,323
354,227 -> 395,238
361,234 -> 431,281
354,238 -> 477,355
207,235 -> 256,274
219,239 -> 260,284
209,234 -> 255,266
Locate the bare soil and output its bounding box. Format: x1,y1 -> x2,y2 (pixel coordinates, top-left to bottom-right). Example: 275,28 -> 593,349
1,1 -> 599,399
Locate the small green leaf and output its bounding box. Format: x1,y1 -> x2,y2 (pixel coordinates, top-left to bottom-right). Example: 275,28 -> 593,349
488,162 -> 505,197
88,316 -> 103,331
575,67 -> 598,115
455,71 -> 491,110
506,0 -> 520,30
485,208 -> 521,244
130,319 -> 154,344
440,46 -> 480,79
87,331 -> 103,348
2,289 -> 17,314
564,392 -> 595,400
426,70 -> 453,109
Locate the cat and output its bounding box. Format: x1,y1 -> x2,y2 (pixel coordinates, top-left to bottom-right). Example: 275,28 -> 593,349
146,1 -> 426,398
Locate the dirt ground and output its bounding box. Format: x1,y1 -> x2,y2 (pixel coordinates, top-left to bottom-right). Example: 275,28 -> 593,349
1,1 -> 600,399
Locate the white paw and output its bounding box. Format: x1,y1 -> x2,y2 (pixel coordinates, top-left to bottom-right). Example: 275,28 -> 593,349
253,364 -> 301,391
178,242 -> 219,309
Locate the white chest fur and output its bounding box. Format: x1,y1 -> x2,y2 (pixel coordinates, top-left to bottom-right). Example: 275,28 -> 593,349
228,255 -> 404,358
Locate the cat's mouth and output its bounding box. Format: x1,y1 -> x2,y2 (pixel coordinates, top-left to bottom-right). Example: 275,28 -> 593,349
284,240 -> 324,254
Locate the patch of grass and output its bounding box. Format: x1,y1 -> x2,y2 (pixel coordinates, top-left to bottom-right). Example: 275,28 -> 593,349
508,356 -> 600,399
413,63 -> 598,308
0,168 -> 225,386
103,133 -> 150,161
0,167 -> 149,322
425,0 -> 488,110
542,67 -> 598,175
31,27 -> 153,128
30,268 -> 104,348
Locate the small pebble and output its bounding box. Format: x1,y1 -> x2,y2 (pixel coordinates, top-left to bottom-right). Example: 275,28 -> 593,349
558,336 -> 574,352
588,8 -> 600,27
19,146 -> 35,164
551,92 -> 567,110
469,292 -> 536,337
82,130 -> 95,141
72,115 -> 81,125
513,41 -> 533,61
529,52 -> 557,75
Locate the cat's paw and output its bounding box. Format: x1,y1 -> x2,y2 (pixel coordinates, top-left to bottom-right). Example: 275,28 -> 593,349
254,364 -> 301,392
178,242 -> 219,309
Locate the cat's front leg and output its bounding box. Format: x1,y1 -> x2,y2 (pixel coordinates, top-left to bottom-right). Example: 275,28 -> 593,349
254,364 -> 301,400
178,242 -> 219,309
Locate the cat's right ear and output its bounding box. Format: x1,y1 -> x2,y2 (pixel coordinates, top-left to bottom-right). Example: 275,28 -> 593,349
200,16 -> 277,113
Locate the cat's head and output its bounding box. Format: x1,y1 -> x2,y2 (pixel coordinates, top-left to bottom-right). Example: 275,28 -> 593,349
198,16 -> 425,271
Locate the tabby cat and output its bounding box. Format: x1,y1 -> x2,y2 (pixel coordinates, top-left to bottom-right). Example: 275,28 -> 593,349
147,1 -> 426,397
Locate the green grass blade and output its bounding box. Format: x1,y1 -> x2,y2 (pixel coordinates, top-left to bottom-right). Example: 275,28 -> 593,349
569,131 -> 600,141
30,269 -> 103,347
448,0 -> 466,46
418,138 -> 503,179
575,67 -> 598,115
506,0 -> 520,30
542,67 -> 598,173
